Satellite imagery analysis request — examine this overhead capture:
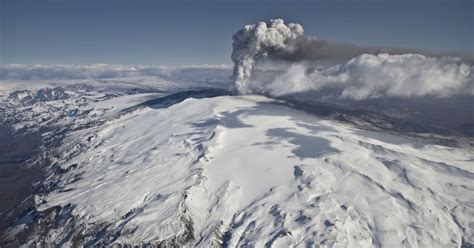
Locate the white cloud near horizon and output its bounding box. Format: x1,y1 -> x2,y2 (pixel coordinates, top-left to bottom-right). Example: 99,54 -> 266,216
251,53 -> 474,99
0,64 -> 232,80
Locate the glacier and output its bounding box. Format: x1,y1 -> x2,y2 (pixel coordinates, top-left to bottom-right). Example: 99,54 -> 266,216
0,68 -> 473,247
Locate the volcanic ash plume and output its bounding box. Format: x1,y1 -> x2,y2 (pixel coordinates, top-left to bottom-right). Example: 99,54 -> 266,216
231,19 -> 474,98
231,19 -> 304,94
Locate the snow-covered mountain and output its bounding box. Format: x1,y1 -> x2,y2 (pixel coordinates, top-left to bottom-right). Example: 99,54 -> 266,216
0,68 -> 473,247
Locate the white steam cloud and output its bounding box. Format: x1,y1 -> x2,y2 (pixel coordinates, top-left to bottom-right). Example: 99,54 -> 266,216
231,19 -> 474,99
267,54 -> 473,99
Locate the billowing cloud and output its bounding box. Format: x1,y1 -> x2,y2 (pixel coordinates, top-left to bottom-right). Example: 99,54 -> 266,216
231,19 -> 304,94
231,19 -> 474,99
263,54 -> 473,99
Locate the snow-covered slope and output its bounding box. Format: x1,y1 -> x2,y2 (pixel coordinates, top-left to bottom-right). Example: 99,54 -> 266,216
0,64 -> 473,247
2,90 -> 472,247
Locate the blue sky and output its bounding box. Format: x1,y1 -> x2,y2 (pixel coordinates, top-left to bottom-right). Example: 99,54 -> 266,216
1,0 -> 473,65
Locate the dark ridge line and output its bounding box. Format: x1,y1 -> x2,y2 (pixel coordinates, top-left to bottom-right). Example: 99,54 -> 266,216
121,88 -> 231,113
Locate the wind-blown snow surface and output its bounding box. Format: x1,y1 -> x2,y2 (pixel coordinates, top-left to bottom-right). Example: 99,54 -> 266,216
3,88 -> 473,247
0,64 -> 473,247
